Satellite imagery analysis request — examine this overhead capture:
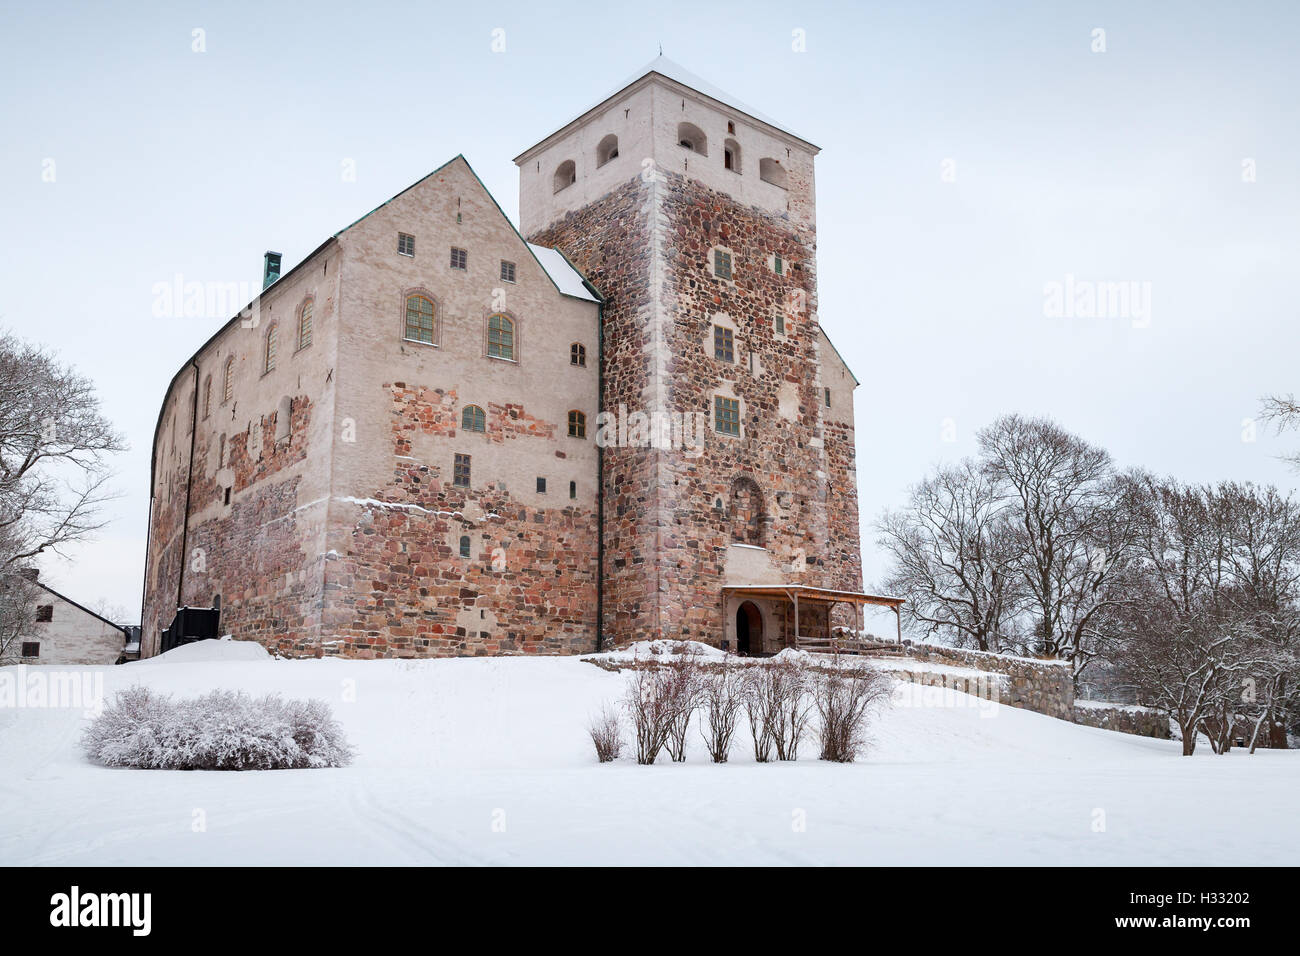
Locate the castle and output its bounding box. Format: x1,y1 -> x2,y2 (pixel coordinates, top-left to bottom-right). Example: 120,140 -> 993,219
141,58 -> 892,659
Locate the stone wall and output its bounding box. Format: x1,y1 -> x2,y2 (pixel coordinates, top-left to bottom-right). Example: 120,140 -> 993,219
1072,702 -> 1171,739
897,641 -> 1075,721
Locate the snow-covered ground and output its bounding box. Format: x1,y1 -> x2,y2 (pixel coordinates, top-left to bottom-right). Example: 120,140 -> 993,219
1,640 -> 1296,866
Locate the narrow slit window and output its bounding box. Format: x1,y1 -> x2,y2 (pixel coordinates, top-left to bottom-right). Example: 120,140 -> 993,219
454,453 -> 471,488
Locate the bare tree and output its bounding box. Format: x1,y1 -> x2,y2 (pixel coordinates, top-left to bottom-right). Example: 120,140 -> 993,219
0,566 -> 40,664
1259,393 -> 1300,471
978,414 -> 1136,678
0,330 -> 124,573
878,459 -> 1024,652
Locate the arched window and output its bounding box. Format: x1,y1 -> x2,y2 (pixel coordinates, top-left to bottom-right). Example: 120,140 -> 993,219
202,375 -> 212,419
677,122 -> 707,156
298,299 -> 313,350
487,313 -> 515,361
723,138 -> 741,173
729,476 -> 765,546
759,158 -> 788,189
222,356 -> 234,403
553,160 -> 576,193
264,323 -> 278,374
459,535 -> 471,559
461,404 -> 486,433
404,294 -> 436,344
570,343 -> 586,367
568,410 -> 587,439
596,134 -> 619,167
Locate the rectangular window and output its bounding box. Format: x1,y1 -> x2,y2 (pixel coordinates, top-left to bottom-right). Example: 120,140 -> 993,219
454,453 -> 471,488
21,642 -> 39,658
35,605 -> 53,622
450,247 -> 467,270
715,396 -> 741,436
536,477 -> 547,494
713,326 -> 734,363
824,387 -> 832,408
398,233 -> 415,256
569,480 -> 577,500
714,249 -> 732,280
775,312 -> 786,335
500,260 -> 516,283
774,254 -> 784,275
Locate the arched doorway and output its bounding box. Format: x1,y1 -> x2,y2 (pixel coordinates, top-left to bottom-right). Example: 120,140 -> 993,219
736,601 -> 763,656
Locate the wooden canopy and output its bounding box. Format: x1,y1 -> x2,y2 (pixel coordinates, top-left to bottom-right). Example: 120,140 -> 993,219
723,585 -> 905,647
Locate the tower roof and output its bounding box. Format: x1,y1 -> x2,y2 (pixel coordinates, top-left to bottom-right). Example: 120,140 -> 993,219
514,56 -> 817,163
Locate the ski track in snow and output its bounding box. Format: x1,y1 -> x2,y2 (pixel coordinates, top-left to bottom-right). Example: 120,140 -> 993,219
1,643 -> 1297,865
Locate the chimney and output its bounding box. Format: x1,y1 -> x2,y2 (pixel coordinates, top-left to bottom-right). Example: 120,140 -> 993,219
263,251 -> 283,290
18,568 -> 38,582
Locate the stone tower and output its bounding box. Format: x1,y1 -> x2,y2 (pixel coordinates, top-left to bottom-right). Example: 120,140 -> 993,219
516,58 -> 863,650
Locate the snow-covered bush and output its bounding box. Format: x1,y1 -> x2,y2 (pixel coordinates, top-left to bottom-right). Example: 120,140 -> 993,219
814,660 -> 890,762
587,703 -> 623,763
621,650 -> 701,765
82,687 -> 354,770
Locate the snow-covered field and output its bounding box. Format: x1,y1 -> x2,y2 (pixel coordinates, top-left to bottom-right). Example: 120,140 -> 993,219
1,640 -> 1297,866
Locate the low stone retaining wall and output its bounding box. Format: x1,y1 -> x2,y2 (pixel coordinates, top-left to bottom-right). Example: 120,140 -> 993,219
1072,702 -> 1171,739
894,641 -> 1075,721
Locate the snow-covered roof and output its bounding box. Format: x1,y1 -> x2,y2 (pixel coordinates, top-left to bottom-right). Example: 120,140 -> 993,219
526,244 -> 600,302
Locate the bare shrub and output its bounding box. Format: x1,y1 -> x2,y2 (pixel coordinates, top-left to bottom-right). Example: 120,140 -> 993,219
745,655 -> 814,761
623,658 -> 675,765
815,656 -> 892,762
82,686 -> 354,770
663,644 -> 703,762
699,654 -> 748,763
587,703 -> 623,763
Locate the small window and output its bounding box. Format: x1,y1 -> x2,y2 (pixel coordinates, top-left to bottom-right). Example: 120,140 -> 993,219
459,535 -> 471,558
715,396 -> 741,436
264,323 -> 279,374
224,487 -> 231,505
774,254 -> 784,275
454,453 -> 471,488
500,260 -> 516,283
298,299 -> 313,350
553,160 -> 576,193
202,375 -> 212,419
569,480 -> 577,500
461,404 -> 486,433
450,247 -> 467,270
570,343 -> 587,367
568,410 -> 587,439
404,294 -> 436,344
713,326 -> 734,363
536,477 -> 547,493
824,387 -> 832,408
487,313 -> 515,361
35,605 -> 53,622
723,138 -> 741,173
398,233 -> 415,256
714,249 -> 732,280
223,356 -> 235,404
21,642 -> 39,658
775,312 -> 786,335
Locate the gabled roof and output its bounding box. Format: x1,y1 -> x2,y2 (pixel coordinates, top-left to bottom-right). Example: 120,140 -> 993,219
147,155 -> 602,490
34,582 -> 131,634
514,56 -> 818,163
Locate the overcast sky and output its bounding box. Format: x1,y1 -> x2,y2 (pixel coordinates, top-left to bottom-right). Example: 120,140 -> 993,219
2,0 -> 1297,620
